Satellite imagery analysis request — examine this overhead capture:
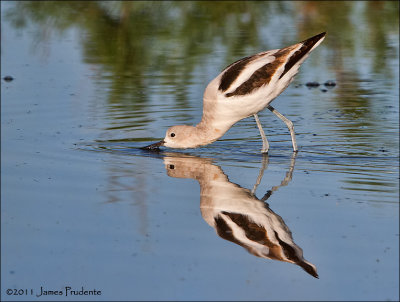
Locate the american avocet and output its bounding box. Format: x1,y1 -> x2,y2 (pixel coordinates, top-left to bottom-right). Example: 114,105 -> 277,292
143,32 -> 326,153
163,153 -> 318,278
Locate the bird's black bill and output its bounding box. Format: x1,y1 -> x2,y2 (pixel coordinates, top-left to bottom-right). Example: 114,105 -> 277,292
141,140 -> 165,150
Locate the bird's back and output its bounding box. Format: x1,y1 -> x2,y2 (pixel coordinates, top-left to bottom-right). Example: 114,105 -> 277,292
202,32 -> 326,126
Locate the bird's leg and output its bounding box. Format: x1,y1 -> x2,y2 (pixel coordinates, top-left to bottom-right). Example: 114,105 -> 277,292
253,113 -> 269,153
267,105 -> 298,152
261,151 -> 298,202
251,153 -> 269,195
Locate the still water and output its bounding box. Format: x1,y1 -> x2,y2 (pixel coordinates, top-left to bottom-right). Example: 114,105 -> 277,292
1,1 -> 399,301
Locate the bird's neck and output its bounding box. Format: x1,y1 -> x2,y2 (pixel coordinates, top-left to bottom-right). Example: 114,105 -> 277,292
194,117 -> 233,146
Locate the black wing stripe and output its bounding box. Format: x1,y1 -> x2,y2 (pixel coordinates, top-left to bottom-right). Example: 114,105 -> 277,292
279,32 -> 326,79
225,47 -> 292,97
218,55 -> 255,92
222,32 -> 325,98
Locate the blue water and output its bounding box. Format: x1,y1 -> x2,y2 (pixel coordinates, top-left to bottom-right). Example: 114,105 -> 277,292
1,1 -> 399,301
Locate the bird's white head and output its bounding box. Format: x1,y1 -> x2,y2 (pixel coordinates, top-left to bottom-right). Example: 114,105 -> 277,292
141,124 -> 217,150
163,125 -> 202,149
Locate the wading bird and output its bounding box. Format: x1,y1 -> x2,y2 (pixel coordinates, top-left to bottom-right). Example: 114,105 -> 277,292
143,32 -> 326,153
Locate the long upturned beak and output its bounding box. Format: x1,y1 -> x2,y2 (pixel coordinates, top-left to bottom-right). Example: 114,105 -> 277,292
141,140 -> 165,150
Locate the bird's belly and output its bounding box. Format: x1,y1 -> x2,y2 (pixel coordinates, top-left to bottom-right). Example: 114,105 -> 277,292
216,93 -> 272,123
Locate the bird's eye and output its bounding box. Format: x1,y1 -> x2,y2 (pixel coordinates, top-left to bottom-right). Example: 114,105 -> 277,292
170,133 -> 175,137
169,164 -> 175,169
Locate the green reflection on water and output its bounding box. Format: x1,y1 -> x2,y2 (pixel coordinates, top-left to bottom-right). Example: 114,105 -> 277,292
3,0 -> 399,158
4,1 -> 398,96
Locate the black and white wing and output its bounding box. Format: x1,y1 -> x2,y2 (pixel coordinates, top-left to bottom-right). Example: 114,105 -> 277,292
203,32 -> 326,102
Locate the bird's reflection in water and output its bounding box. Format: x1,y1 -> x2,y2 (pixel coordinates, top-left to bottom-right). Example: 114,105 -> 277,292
163,153 -> 318,278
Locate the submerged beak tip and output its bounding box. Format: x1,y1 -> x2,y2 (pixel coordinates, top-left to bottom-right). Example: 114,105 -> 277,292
141,140 -> 165,150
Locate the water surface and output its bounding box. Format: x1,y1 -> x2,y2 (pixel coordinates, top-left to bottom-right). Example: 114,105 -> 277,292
1,1 -> 399,301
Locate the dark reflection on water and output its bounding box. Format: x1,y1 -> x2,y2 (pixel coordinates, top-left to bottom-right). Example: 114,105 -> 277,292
163,152 -> 319,278
4,3 -> 398,102
4,1 -> 398,158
